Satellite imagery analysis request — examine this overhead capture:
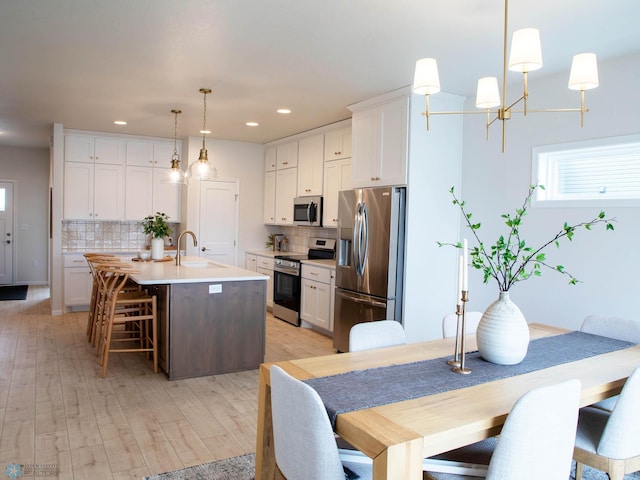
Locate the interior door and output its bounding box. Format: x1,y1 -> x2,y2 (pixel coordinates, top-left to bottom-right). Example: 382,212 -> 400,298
0,181 -> 14,284
199,180 -> 238,265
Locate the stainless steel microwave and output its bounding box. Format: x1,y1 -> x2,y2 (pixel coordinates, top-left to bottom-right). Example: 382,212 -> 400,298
293,196 -> 322,227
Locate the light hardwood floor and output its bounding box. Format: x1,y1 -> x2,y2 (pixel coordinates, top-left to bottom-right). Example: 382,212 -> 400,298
0,286 -> 335,479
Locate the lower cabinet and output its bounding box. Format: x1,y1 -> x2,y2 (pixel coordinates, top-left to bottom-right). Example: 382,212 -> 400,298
300,263 -> 333,332
64,255 -> 92,307
246,253 -> 274,309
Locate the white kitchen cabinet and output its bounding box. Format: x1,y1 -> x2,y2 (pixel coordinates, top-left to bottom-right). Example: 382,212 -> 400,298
255,254 -> 274,309
300,263 -> 332,332
64,161 -> 125,220
63,255 -> 92,307
297,133 -> 324,196
324,126 -> 352,161
351,95 -> 408,187
124,141 -> 181,221
329,269 -> 336,332
275,168 -> 297,225
263,171 -> 276,224
65,134 -> 124,165
264,146 -> 277,172
245,253 -> 257,271
322,157 -> 352,228
276,141 -> 298,169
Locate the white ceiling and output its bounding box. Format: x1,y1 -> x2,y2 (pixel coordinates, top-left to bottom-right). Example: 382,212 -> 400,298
0,0 -> 638,149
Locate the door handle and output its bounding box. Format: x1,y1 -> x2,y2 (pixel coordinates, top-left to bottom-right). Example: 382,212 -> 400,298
5,240 -> 10,244
201,247 -> 209,252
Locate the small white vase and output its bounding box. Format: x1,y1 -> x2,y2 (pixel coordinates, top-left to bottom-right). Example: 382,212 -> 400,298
150,237 -> 165,260
476,291 -> 530,365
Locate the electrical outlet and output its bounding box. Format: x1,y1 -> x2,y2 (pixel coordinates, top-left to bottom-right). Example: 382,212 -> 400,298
208,284 -> 222,294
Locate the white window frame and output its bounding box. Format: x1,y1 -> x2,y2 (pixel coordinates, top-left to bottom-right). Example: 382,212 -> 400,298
532,134 -> 640,208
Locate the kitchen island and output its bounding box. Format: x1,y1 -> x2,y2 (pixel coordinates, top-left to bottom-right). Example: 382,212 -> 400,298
127,256 -> 268,380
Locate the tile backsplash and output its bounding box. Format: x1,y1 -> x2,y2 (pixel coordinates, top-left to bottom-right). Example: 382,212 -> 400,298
277,226 -> 337,253
62,221 -> 179,252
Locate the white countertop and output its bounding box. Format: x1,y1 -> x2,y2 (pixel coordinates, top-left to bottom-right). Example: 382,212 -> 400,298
125,256 -> 268,285
301,258 -> 336,269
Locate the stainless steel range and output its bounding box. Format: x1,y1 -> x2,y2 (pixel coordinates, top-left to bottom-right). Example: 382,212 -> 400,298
272,237 -> 335,326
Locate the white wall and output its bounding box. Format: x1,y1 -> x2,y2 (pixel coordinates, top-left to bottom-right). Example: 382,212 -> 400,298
0,145 -> 49,284
459,53 -> 640,331
183,136 -> 267,265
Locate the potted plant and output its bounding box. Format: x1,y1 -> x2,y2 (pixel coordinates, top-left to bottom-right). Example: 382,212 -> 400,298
439,184 -> 615,365
142,212 -> 173,260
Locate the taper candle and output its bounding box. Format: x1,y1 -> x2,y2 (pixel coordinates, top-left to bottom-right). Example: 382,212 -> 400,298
457,253 -> 463,307
462,238 -> 468,291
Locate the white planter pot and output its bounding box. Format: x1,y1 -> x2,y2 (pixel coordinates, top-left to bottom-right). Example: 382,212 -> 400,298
476,291 -> 530,365
150,237 -> 165,260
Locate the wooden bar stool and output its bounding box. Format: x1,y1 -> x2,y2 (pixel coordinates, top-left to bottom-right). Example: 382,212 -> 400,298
95,265 -> 158,378
84,253 -> 119,342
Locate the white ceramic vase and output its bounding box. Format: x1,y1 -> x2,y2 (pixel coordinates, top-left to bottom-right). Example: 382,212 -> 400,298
476,291 -> 530,365
150,237 -> 165,260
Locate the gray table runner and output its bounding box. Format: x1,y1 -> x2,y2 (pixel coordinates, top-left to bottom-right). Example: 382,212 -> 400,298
304,331 -> 634,428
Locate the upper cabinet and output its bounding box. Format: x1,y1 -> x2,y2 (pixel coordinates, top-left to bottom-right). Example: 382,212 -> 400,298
324,127 -> 352,161
349,94 -> 408,188
263,141 -> 298,226
264,146 -> 277,172
276,141 -> 298,169
65,134 -> 124,165
297,133 -> 324,196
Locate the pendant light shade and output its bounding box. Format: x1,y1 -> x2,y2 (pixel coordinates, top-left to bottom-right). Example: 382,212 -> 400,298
476,77 -> 501,109
568,53 -> 599,91
413,58 -> 441,95
508,28 -> 543,73
186,88 -> 217,181
163,109 -> 187,185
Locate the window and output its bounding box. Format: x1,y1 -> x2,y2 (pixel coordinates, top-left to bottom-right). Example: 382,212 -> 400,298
532,134 -> 640,207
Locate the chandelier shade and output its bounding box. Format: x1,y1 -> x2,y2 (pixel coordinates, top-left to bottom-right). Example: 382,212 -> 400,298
412,58 -> 441,95
476,77 -> 501,109
568,53 -> 599,91
508,28 -> 543,73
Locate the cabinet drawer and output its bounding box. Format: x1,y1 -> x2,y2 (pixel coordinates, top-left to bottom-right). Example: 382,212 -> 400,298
64,255 -> 88,267
256,255 -> 274,270
301,264 -> 331,283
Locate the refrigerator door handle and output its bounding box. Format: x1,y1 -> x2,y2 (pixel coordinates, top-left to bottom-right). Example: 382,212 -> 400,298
360,202 -> 369,275
352,203 -> 361,271
336,290 -> 387,308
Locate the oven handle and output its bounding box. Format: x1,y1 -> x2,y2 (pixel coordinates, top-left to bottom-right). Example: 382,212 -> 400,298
274,267 -> 299,276
336,290 -> 386,308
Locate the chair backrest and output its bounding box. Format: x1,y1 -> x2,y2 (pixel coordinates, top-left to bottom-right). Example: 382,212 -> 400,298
596,366 -> 640,458
580,315 -> 640,344
442,311 -> 483,338
486,379 -> 581,480
270,365 -> 346,480
349,320 -> 407,352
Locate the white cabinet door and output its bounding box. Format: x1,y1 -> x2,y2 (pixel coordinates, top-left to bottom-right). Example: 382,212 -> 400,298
329,270 -> 335,333
314,280 -> 332,330
265,146 -> 277,172
297,133 -> 324,196
245,254 -> 257,271
351,96 -> 408,187
64,266 -> 92,306
300,277 -> 332,331
300,278 -> 317,323
263,170 -> 276,224
64,135 -> 94,163
64,162 -> 94,219
94,137 -> 125,165
93,163 -> 125,220
65,134 -> 124,165
257,266 -> 273,309
125,166 -> 153,220
126,140 -> 155,166
323,158 -> 352,228
153,167 -> 181,221
275,168 -> 297,225
324,127 -> 352,161
276,141 -> 298,169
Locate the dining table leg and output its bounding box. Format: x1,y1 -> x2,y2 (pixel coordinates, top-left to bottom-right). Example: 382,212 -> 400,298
372,436 -> 424,480
256,366 -> 278,480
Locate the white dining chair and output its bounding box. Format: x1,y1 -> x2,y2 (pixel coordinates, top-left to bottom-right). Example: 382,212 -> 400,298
580,314 -> 640,411
424,379 -> 581,480
270,365 -> 372,480
442,311 -> 483,338
349,320 -> 407,352
574,366 -> 640,480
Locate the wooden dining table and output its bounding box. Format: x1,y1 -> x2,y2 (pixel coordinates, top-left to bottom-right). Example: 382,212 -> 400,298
255,323 -> 640,480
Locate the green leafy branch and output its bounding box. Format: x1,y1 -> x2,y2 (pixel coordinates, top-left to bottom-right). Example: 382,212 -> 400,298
437,185 -> 616,292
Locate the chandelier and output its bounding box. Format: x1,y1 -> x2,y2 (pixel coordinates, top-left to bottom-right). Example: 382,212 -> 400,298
412,0 -> 599,152
164,109 -> 187,185
186,88 -> 217,180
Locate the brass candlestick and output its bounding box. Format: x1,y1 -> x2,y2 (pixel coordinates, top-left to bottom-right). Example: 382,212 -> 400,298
447,303 -> 463,367
453,290 -> 471,375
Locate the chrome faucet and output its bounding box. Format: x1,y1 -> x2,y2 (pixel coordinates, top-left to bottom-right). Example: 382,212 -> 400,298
175,230 -> 198,266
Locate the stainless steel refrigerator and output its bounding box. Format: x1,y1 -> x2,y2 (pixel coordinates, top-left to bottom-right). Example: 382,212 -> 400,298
333,186 -> 406,352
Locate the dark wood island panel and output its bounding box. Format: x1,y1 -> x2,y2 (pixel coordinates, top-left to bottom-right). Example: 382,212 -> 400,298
156,280 -> 266,380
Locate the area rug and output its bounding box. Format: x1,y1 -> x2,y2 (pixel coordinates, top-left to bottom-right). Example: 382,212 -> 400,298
141,454 -> 639,480
0,285 -> 28,300
142,453 -> 255,480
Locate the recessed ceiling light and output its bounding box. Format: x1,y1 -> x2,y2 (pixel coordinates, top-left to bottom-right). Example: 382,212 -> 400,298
246,122 -> 259,127
200,130 -> 211,134
114,120 -> 127,125
277,108 -> 291,114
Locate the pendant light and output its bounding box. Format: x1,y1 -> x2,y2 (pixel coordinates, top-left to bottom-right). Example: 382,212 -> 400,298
186,88 -> 217,181
163,109 -> 187,185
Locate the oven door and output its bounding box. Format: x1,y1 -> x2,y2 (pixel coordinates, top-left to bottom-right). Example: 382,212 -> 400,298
273,269 -> 301,326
